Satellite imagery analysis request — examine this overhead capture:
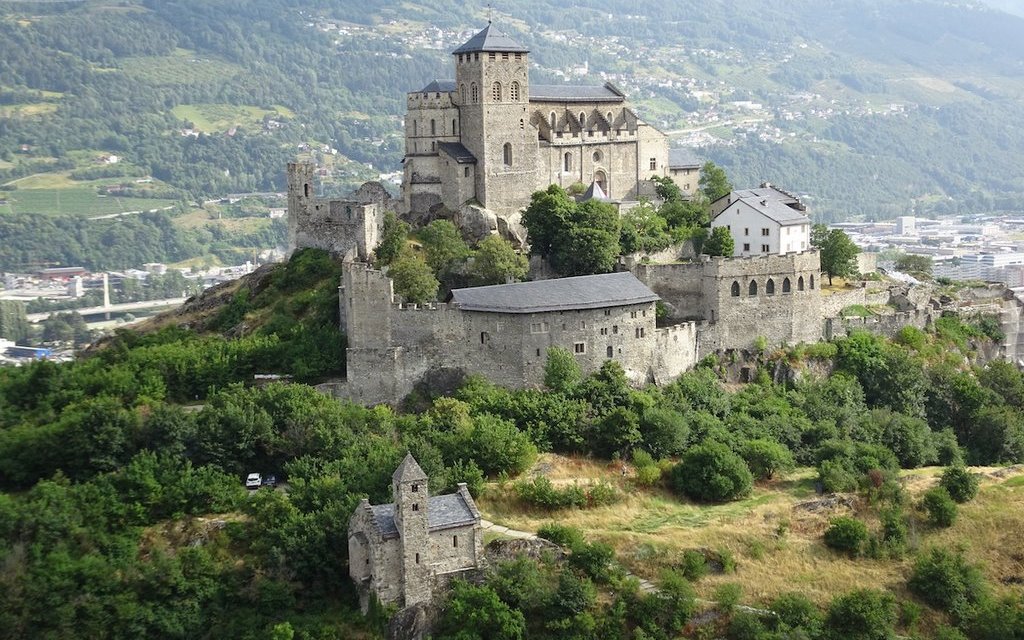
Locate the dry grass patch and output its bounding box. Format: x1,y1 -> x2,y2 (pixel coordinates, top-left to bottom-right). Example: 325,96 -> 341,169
478,457 -> 1024,608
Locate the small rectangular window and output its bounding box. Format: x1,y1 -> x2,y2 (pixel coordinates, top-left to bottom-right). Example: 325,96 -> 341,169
604,309 -> 611,316
453,535 -> 459,547
600,327 -> 608,335
415,553 -> 420,564
536,348 -> 541,356
744,227 -> 749,236
412,503 -> 419,511
411,484 -> 419,493
649,157 -> 657,170
762,228 -> 769,236
613,325 -> 618,334
762,244 -> 770,253
743,243 -> 750,252
630,311 -> 637,319
607,346 -> 613,358
574,342 -> 586,354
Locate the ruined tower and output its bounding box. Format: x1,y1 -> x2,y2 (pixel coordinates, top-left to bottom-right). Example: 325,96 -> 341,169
453,24 -> 537,216
392,453 -> 431,607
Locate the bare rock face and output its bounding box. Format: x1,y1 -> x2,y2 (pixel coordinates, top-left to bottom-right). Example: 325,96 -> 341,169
496,213 -> 527,249
388,602 -> 434,640
454,203 -> 498,242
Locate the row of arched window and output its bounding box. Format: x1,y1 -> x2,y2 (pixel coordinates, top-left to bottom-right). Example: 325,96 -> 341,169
459,81 -> 521,104
730,275 -> 815,297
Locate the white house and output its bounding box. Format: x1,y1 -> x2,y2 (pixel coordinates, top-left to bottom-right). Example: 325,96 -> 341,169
710,184 -> 811,256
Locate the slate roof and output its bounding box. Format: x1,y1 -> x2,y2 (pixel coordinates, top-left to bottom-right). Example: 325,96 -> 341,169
437,142 -> 477,164
728,186 -> 802,207
393,453 -> 428,483
450,272 -> 659,314
529,82 -> 625,103
369,493 -> 478,538
668,148 -> 701,169
581,180 -> 608,201
453,24 -> 529,54
733,196 -> 811,227
420,79 -> 456,93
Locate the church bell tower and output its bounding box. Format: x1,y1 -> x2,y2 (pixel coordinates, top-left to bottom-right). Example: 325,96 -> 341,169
453,23 -> 536,215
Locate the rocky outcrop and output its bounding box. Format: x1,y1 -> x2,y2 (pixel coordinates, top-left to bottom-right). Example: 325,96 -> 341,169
387,602 -> 434,640
485,537 -> 566,564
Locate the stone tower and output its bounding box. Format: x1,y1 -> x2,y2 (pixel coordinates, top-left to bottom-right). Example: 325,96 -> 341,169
286,162 -> 315,253
453,24 -> 537,216
392,453 -> 431,607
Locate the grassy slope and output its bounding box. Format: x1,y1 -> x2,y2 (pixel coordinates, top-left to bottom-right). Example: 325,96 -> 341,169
480,454 -> 1024,622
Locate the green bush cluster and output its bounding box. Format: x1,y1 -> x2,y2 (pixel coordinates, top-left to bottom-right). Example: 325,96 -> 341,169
514,476 -> 620,510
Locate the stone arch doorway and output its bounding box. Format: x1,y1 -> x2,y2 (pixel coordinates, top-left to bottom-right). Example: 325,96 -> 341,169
594,170 -> 607,195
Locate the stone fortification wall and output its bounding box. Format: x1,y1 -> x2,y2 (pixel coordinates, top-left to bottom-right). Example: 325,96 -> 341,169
631,262 -> 704,320
619,240 -> 699,270
653,323 -> 698,383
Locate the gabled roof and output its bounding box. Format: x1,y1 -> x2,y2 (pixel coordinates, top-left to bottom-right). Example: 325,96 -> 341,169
393,453 -> 428,484
438,142 -> 477,164
453,24 -> 529,54
420,79 -> 456,93
529,82 -> 625,103
369,494 -> 478,539
450,272 -> 659,314
668,148 -> 701,169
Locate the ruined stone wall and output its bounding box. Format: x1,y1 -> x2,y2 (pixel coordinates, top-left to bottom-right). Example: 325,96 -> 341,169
824,309 -> 932,340
287,162 -> 384,260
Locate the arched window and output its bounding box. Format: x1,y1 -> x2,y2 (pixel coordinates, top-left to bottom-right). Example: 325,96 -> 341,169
430,119 -> 435,135
492,81 -> 502,102
606,346 -> 613,358
766,279 -> 775,295
606,111 -> 613,123
749,280 -> 758,296
731,281 -> 740,297
595,170 -> 607,194
510,81 -> 520,101
579,111 -> 587,127
782,277 -> 791,293
503,143 -> 512,167
564,152 -> 572,172
810,275 -> 815,289
550,112 -> 556,129
303,183 -> 310,198
470,83 -> 478,103
460,84 -> 466,102
798,276 -> 805,291
452,118 -> 457,134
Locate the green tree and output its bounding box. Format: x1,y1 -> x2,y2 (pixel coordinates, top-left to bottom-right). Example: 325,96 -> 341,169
374,211 -> 410,267
907,548 -> 987,622
824,516 -> 869,556
939,465 -> 979,503
419,219 -> 470,273
699,161 -> 732,202
521,184 -> 577,258
651,175 -> 683,202
544,347 -> 581,394
470,235 -> 527,285
619,202 -> 672,254
670,440 -> 753,502
389,250 -> 439,304
434,581 -> 526,640
813,224 -> 860,285
521,185 -> 620,276
740,439 -> 795,480
921,487 -> 958,528
0,300 -> 30,343
894,253 -> 933,275
703,226 -> 735,257
825,589 -> 897,640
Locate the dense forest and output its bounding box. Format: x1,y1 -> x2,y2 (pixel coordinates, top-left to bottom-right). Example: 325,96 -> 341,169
1,249 -> 1023,638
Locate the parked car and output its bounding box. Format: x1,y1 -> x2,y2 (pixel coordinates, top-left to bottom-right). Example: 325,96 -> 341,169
262,474 -> 277,488
245,472 -> 262,489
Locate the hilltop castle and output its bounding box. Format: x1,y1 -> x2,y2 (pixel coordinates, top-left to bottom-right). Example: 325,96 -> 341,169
400,23 -> 698,237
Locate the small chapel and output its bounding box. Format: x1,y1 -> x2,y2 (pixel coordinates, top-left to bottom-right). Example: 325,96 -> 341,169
347,454 -> 484,611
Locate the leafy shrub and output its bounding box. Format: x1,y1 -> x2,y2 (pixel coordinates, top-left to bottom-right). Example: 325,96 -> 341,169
824,516 -> 869,555
934,429 -> 965,465
568,540 -> 615,582
670,441 -> 753,502
824,589 -> 897,640
907,547 -> 987,622
818,458 -> 860,493
771,592 -> 823,637
680,550 -> 707,581
536,523 -> 585,549
514,476 -> 585,509
715,583 -> 742,613
921,487 -> 958,528
878,508 -> 908,555
740,439 -> 795,480
939,466 -> 979,503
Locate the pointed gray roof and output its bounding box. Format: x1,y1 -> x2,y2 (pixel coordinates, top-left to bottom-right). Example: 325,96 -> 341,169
453,24 -> 529,54
393,453 -> 428,484
581,180 -> 608,202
